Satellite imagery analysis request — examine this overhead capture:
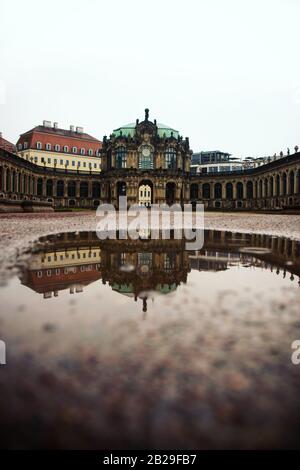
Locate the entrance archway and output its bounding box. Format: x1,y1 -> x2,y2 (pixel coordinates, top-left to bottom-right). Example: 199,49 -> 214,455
166,182 -> 176,205
139,179 -> 153,207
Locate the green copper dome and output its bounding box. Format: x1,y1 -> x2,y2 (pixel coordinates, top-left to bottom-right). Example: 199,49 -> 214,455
112,122 -> 179,139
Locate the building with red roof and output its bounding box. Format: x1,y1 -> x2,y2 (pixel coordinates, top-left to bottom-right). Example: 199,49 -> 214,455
16,120 -> 102,173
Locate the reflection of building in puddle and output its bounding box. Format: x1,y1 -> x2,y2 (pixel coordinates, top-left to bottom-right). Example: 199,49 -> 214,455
20,244 -> 101,298
190,230 -> 300,284
100,238 -> 190,312
19,230 -> 300,308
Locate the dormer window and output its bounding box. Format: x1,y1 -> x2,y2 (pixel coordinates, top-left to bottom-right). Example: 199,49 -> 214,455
23,142 -> 28,149
80,148 -> 85,155
46,143 -> 51,150
36,142 -> 42,150
72,146 -> 77,153
18,143 -> 22,150
63,146 -> 69,153
88,149 -> 93,156
55,144 -> 60,152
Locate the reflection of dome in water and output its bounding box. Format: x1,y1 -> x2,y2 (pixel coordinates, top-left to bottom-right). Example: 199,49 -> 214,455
111,282 -> 177,296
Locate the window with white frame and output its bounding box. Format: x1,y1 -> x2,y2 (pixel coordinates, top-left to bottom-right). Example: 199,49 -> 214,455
18,143 -> 22,150
63,146 -> 68,153
55,144 -> 60,152
46,143 -> 51,150
36,142 -> 42,150
24,142 -> 28,149
72,146 -> 77,153
88,149 -> 93,156
80,148 -> 85,155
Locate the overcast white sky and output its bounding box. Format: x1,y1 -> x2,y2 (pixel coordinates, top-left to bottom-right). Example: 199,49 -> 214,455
0,0 -> 300,158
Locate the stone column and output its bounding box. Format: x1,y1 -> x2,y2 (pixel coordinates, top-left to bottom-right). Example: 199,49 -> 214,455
88,180 -> 92,198
253,180 -> 257,199
294,170 -> 299,194
279,174 -> 283,196
75,180 -> 80,198
233,182 -> 237,200
34,178 -> 37,196
53,179 -> 57,198
64,179 -> 68,198
273,176 -> 277,196
221,182 -> 226,199
42,178 -> 46,197
287,172 -> 291,195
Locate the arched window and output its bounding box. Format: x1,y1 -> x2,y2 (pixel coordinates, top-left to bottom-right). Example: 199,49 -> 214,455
237,182 -> 244,199
226,182 -> 233,199
92,182 -> 101,198
264,178 -> 268,197
57,180 -> 64,197
269,177 -> 274,197
72,147 -> 77,154
68,181 -> 76,197
139,145 -> 154,170
115,146 -> 127,169
202,183 -> 211,199
55,144 -> 60,152
46,143 -> 51,150
80,181 -> 88,198
282,173 -> 287,195
165,148 -> 176,170
289,171 -> 295,195
88,149 -> 93,156
246,181 -> 253,198
37,178 -> 43,196
36,142 -> 42,150
18,143 -> 22,150
214,183 -> 222,199
80,148 -> 85,155
46,179 -> 53,197
190,183 -> 198,200
63,146 -> 69,153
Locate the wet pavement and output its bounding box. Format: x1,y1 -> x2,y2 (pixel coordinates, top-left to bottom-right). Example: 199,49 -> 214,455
0,213 -> 300,449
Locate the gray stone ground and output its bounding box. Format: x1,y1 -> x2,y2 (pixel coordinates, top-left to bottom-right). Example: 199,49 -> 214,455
0,211 -> 300,449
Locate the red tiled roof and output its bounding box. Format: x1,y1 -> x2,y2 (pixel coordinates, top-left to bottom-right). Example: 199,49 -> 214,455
16,124 -> 102,155
0,135 -> 16,153
19,125 -> 101,142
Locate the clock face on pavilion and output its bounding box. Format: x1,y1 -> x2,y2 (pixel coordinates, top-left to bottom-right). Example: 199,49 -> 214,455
142,146 -> 151,157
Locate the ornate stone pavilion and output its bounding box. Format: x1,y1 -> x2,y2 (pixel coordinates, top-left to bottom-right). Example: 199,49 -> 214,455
100,109 -> 192,207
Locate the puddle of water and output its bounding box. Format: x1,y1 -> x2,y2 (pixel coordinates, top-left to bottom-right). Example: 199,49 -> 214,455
0,229 -> 300,449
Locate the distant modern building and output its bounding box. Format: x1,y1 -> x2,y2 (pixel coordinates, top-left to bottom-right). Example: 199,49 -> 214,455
16,120 -> 102,173
191,150 -> 243,174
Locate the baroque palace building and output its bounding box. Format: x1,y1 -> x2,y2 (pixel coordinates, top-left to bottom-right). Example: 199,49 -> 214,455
0,109 -> 300,212
100,108 -> 191,206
